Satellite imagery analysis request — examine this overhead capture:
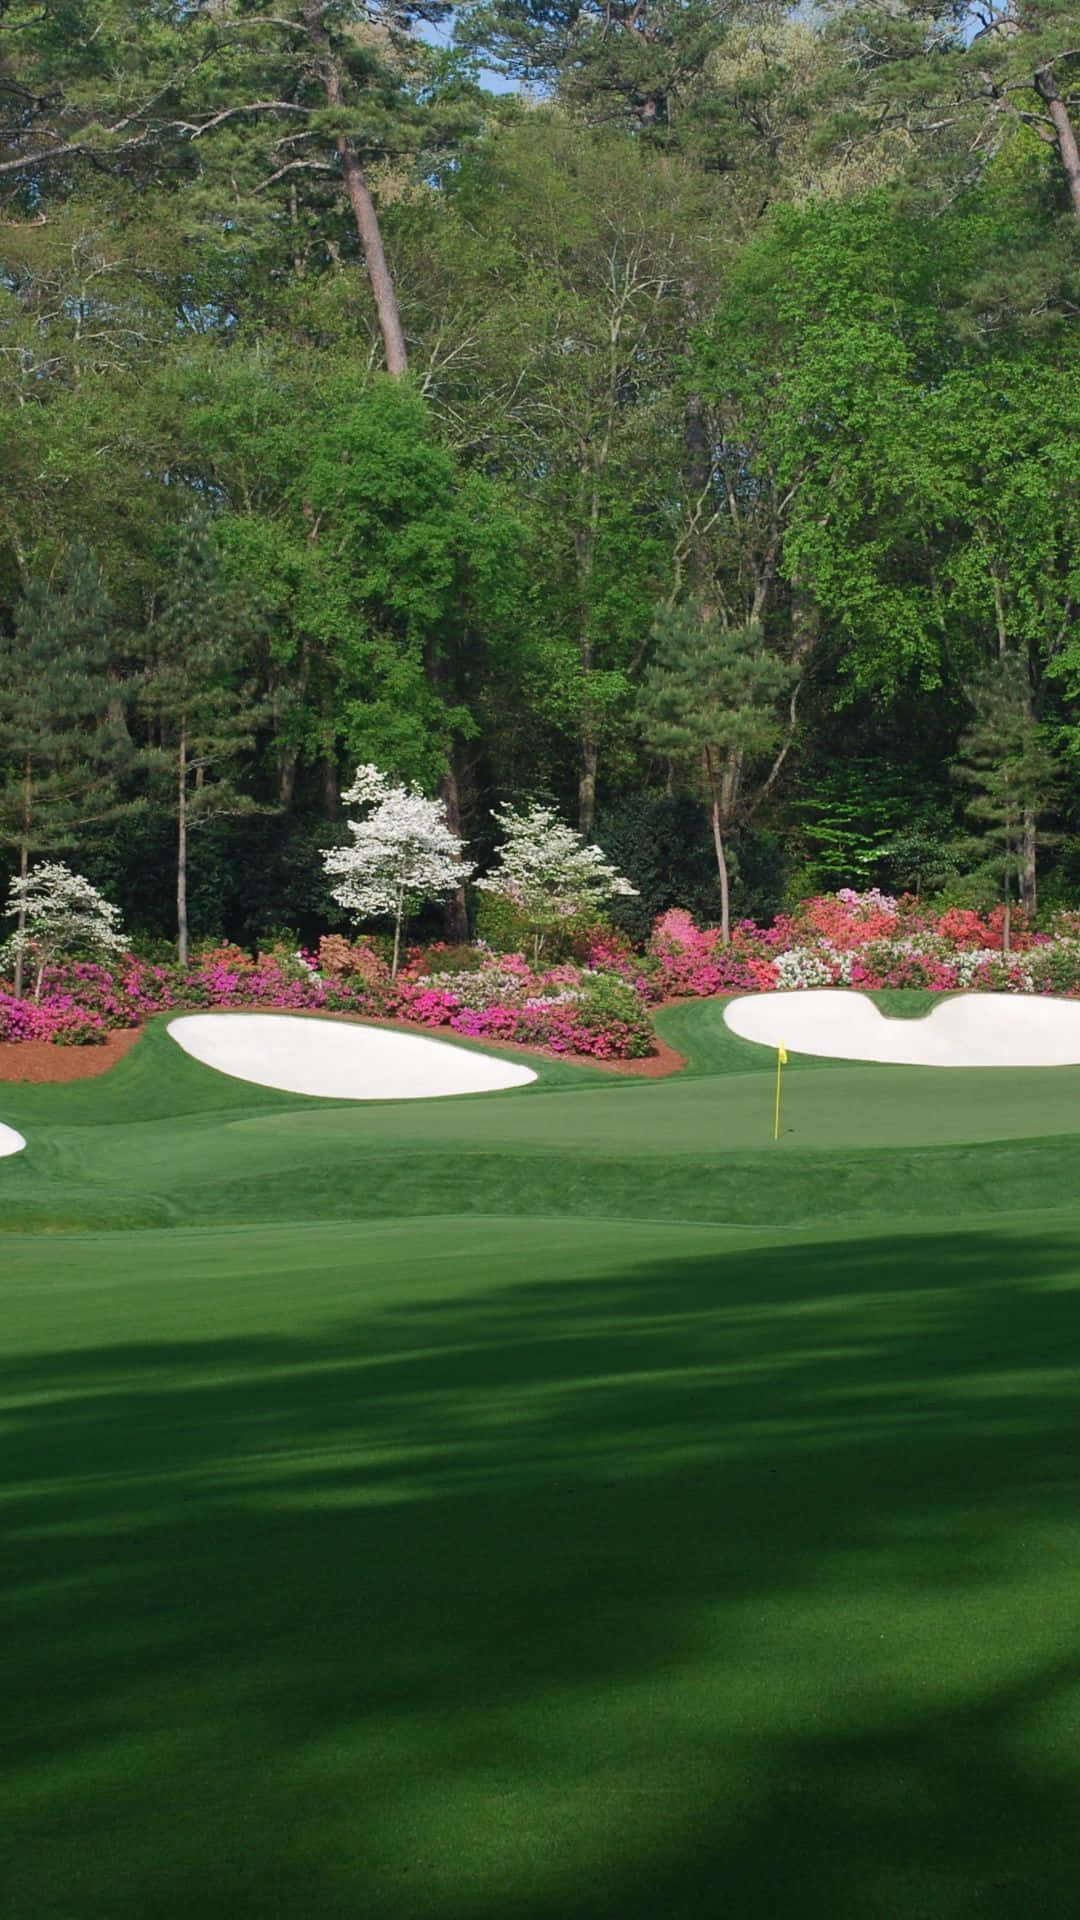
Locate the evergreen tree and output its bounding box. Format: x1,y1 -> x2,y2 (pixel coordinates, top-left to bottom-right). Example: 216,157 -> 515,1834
0,551 -> 129,994
639,605 -> 795,943
139,518 -> 268,963
953,652 -> 1059,951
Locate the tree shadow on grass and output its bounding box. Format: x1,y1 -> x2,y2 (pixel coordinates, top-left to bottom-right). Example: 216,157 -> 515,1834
5,1224 -> 1080,1917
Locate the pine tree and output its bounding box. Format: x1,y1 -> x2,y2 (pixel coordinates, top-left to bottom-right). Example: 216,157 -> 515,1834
953,652 -> 1059,953
139,518 -> 268,964
639,605 -> 795,943
0,551 -> 130,995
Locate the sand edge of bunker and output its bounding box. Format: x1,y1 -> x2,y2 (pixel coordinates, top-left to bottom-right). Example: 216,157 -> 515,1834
725,988 -> 1080,1068
167,1010 -> 541,1100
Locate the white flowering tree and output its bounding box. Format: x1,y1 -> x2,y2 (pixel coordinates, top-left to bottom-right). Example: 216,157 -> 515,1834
3,862 -> 128,1002
322,765 -> 474,978
477,802 -> 637,965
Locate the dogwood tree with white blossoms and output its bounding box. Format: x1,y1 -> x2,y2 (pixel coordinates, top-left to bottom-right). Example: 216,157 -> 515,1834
477,802 -> 637,963
3,862 -> 128,1002
322,765 -> 474,977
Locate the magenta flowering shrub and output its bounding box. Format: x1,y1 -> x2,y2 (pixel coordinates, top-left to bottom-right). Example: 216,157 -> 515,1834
642,892 -> 1080,1000
0,937 -> 653,1060
641,909 -> 779,999
6,892 -> 1080,1063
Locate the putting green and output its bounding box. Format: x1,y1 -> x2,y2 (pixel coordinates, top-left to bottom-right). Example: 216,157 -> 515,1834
6,996 -> 1080,1918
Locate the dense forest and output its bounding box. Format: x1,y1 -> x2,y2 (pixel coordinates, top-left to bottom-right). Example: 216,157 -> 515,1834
1,0 -> 1078,956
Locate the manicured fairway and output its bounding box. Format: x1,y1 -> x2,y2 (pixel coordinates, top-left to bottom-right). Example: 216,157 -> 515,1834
5,999 -> 1080,1918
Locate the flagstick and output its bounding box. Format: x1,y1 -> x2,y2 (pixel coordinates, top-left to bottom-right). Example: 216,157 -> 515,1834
773,1046 -> 784,1142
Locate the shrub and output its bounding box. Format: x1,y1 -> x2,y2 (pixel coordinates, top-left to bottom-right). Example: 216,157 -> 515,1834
13,887 -> 1080,1064
316,934 -> 387,982
472,889 -> 533,954
409,942 -> 488,975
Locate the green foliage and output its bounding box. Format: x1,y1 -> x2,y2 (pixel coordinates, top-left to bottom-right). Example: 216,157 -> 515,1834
593,794 -> 725,940
472,888 -> 533,954
0,549 -> 131,865
795,763 -> 905,890
952,652 -> 1061,929
569,970 -> 654,1057
415,943 -> 489,975
641,606 -> 795,776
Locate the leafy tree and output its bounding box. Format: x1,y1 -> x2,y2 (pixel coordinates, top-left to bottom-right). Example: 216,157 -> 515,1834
323,764 -> 473,976
953,653 -> 1060,950
391,115 -> 731,828
700,192 -> 1079,708
876,823 -> 962,902
640,605 -> 795,943
476,802 -> 636,965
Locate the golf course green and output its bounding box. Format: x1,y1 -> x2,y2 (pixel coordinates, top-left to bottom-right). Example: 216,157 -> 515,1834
6,995 -> 1080,1918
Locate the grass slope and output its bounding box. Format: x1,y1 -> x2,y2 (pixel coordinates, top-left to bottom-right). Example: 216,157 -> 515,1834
5,999 -> 1080,1918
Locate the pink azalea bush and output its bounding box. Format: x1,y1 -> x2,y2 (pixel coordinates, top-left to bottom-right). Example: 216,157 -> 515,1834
0,936 -> 653,1060
6,891 -> 1080,1061
633,892 -> 1080,1001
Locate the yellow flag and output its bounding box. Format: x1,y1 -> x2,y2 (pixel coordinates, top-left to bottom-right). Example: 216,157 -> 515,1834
778,1042 -> 788,1065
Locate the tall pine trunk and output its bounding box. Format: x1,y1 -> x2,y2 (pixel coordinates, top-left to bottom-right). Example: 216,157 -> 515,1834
304,2 -> 408,374
177,723 -> 189,967
1035,64 -> 1080,219
336,145 -> 408,374
704,747 -> 731,946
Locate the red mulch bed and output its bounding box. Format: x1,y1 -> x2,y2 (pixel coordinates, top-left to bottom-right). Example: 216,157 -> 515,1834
0,1006 -> 689,1086
0,1027 -> 144,1084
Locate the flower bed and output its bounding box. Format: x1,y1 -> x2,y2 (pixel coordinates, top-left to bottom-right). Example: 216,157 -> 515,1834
634,893 -> 1080,1001
6,892 -> 1080,1063
0,938 -> 654,1062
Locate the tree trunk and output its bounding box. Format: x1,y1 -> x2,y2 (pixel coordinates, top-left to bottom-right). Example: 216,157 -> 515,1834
1019,808 -> 1038,917
705,748 -> 731,946
440,761 -> 469,943
683,392 -> 713,599
392,882 -> 404,979
712,797 -> 731,947
321,753 -> 340,817
579,733 -> 599,836
1035,64 -> 1080,220
1002,877 -> 1012,957
336,145 -> 408,375
574,481 -> 601,834
303,3 -> 408,374
278,752 -> 298,811
177,724 -> 189,966
13,755 -> 30,998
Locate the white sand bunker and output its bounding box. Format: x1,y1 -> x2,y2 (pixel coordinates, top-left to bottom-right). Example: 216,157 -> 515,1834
0,1121 -> 26,1158
168,1013 -> 537,1100
724,990 -> 1080,1068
